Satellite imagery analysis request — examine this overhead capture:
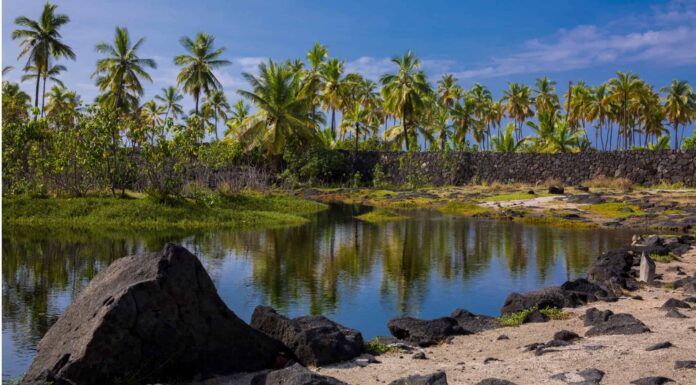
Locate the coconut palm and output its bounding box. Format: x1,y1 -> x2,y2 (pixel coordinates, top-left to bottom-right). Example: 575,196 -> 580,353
436,74 -> 462,109
21,63 -> 66,116
450,94 -> 481,146
174,32 -> 231,115
380,51 -> 432,151
302,43 -> 329,117
502,82 -> 533,140
2,66 -> 14,75
155,86 -> 184,122
527,112 -> 585,153
585,83 -> 611,150
492,123 -> 527,152
225,99 -> 251,137
661,80 -> 695,149
11,2 -> 75,112
607,72 -> 643,149
140,100 -> 165,133
45,85 -> 80,126
92,27 -> 156,113
340,102 -> 373,152
319,58 -> 345,138
470,84 -> 493,149
203,89 -> 230,140
647,135 -> 671,151
236,60 -> 322,155
533,76 -> 560,116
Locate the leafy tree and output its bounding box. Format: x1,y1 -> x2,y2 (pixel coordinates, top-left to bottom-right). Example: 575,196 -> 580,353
174,32 -> 230,115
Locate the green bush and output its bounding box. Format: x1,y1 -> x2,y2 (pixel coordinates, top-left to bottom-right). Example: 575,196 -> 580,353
372,163 -> 387,188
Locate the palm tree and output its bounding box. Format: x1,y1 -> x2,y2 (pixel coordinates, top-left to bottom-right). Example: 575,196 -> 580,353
2,66 -> 14,75
302,43 -> 329,120
647,135 -> 671,151
450,94 -> 481,147
585,83 -> 611,150
45,85 -> 80,126
92,27 -> 156,113
470,84 -> 493,149
502,82 -> 533,140
340,102 -> 373,153
174,32 -> 231,115
319,58 -> 345,138
140,100 -> 165,133
236,60 -> 322,155
12,2 -> 75,114
527,112 -> 585,153
661,80 -> 695,149
533,76 -> 560,116
155,86 -> 184,122
225,99 -> 250,137
607,72 -> 643,149
436,74 -> 462,109
203,89 -> 230,140
491,123 -> 527,152
21,63 -> 66,116
2,81 -> 32,122
380,51 -> 432,151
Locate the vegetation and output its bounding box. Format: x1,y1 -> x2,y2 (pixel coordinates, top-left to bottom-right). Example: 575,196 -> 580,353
4,2 -> 696,199
480,192 -> 542,202
3,192 -> 327,230
498,306 -> 569,327
355,209 -> 408,223
364,337 -> 399,355
438,202 -> 495,217
584,202 -> 645,219
650,253 -> 675,263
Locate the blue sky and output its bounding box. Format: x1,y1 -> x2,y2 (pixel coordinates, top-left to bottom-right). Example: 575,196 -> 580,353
2,0 -> 696,137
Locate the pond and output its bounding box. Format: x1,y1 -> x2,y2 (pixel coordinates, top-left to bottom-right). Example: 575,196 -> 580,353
2,203 -> 637,381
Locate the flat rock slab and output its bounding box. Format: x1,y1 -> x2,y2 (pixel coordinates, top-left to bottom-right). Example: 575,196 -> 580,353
251,306 -> 363,366
450,309 -> 500,333
474,379 -> 519,385
199,363 -> 350,385
630,377 -> 675,385
388,371 -> 448,385
585,313 -> 650,337
645,341 -> 673,351
387,316 -> 468,347
675,360 -> 696,369
20,244 -> 290,385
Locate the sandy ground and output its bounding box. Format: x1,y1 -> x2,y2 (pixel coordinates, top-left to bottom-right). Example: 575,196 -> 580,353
317,247 -> 696,385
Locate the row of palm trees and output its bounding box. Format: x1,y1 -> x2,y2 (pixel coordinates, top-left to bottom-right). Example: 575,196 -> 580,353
7,2 -> 696,155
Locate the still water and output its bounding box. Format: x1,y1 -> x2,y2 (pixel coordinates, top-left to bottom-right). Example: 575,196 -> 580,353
2,204 -> 636,380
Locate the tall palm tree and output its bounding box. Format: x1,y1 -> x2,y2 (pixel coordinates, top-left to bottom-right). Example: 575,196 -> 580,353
319,58 -> 345,138
12,2 -> 75,116
436,74 -> 462,109
155,86 -> 184,122
45,85 -> 80,126
302,43 -> 329,124
661,80 -> 695,149
470,84 -> 493,149
140,100 -> 165,133
450,94 -> 481,147
236,60 -> 322,155
174,32 -> 231,115
607,72 -> 643,149
340,102 -> 373,153
492,123 -> 527,152
21,63 -> 66,116
92,27 -> 156,113
380,51 -> 432,151
585,83 -> 611,150
533,76 -> 560,117
502,82 -> 533,140
2,81 -> 32,122
203,89 -> 230,140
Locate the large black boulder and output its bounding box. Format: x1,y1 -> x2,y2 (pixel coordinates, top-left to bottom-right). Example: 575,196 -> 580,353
387,316 -> 468,347
450,309 -> 500,333
500,287 -> 576,315
585,313 -> 650,336
218,363 -> 350,385
20,244 -> 291,385
582,308 -> 614,327
560,278 -> 608,302
251,306 -> 363,366
587,247 -> 637,295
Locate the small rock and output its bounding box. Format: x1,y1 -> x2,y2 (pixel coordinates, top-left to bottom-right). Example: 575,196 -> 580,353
522,310 -> 550,324
483,357 -> 502,364
577,368 -> 605,383
632,295 -> 644,300
544,339 -> 571,348
412,352 -> 427,360
553,330 -> 580,342
645,341 -> 673,351
585,313 -> 650,336
548,186 -> 565,194
665,309 -> 688,318
261,363 -> 349,385
497,335 -> 509,340
629,377 -> 674,385
387,317 -> 468,347
550,373 -> 567,381
683,296 -> 696,303
388,371 -> 448,385
660,298 -> 691,310
475,379 -> 519,385
524,342 -> 545,352
582,308 -> 614,326
675,360 -> 696,369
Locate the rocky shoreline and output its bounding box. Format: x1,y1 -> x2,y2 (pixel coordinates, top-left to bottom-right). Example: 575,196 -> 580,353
19,236 -> 696,385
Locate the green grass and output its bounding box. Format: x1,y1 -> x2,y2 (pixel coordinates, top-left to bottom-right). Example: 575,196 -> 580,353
498,306 -> 569,327
355,209 -> 408,223
650,253 -> 676,262
514,214 -> 596,229
438,202 -> 495,217
662,209 -> 686,215
583,202 -> 645,219
480,192 -> 548,202
364,337 -> 399,355
2,192 -> 327,231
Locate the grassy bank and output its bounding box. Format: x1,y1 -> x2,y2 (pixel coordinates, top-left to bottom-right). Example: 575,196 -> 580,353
2,192 -> 327,231
355,209 -> 408,223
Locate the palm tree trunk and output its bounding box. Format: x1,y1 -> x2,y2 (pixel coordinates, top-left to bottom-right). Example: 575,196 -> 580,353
215,115 -> 219,140
403,114 -> 410,151
195,94 -> 200,115
41,76 -> 47,117
674,123 -> 679,150
331,108 -> 336,139
33,71 -> 41,120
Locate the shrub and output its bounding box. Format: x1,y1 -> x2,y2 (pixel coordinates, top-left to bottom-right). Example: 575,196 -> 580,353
372,163 -> 387,188
498,306 -> 569,327
364,337 -> 398,355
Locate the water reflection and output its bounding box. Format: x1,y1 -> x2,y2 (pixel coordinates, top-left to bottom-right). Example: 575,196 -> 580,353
2,204 -> 635,380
